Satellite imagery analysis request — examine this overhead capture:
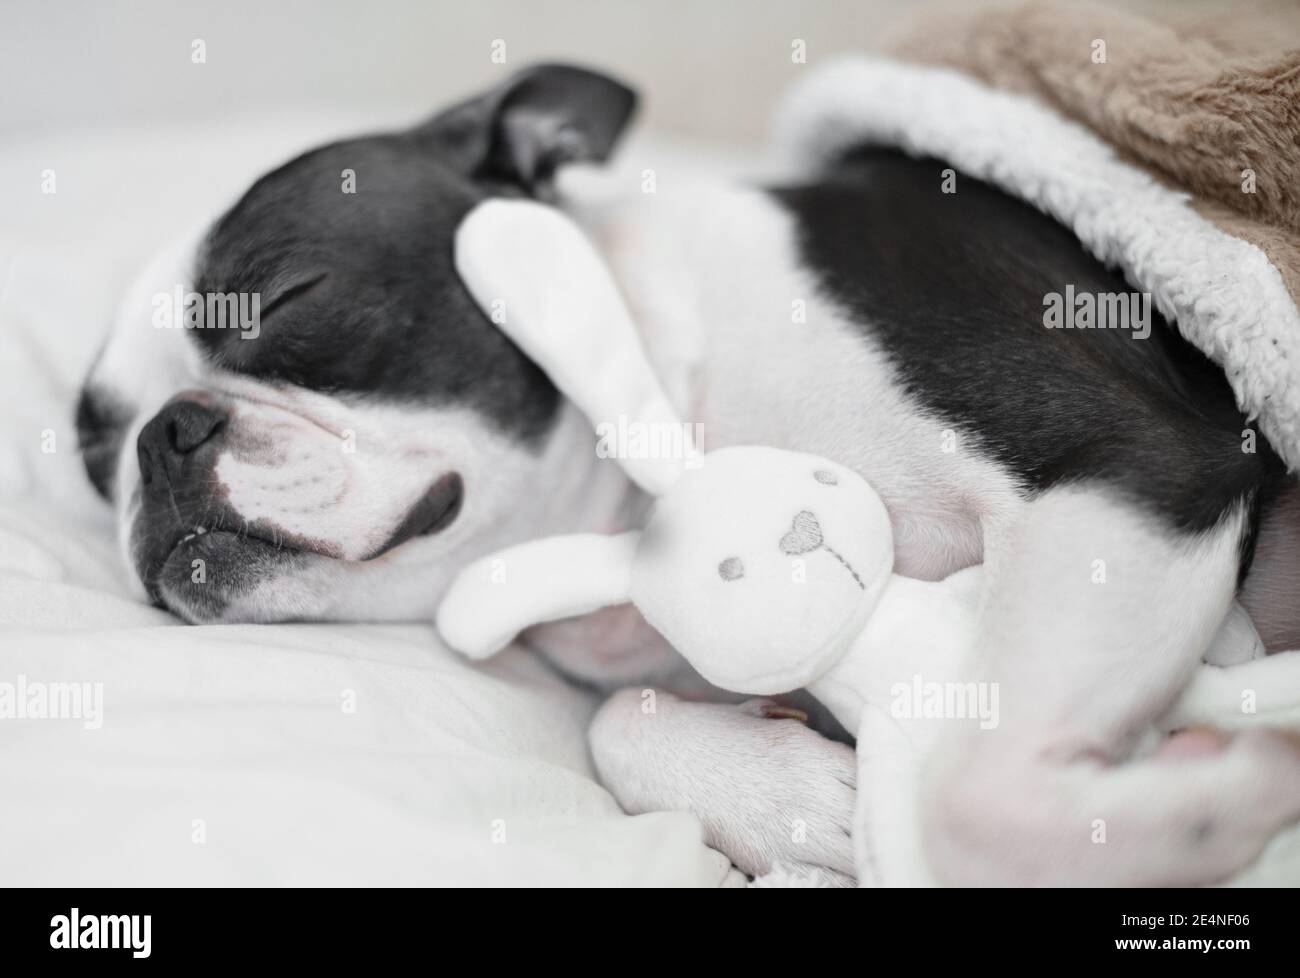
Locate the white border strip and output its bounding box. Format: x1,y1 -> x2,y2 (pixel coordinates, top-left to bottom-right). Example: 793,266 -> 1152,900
774,58 -> 1300,470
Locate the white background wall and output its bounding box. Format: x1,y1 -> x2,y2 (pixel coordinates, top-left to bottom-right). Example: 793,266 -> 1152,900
0,0 -> 1002,144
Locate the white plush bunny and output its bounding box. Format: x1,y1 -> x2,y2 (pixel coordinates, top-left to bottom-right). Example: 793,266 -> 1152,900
437,199 -> 1289,886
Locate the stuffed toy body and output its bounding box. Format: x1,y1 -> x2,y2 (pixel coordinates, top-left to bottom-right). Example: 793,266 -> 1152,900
437,199 -> 1277,886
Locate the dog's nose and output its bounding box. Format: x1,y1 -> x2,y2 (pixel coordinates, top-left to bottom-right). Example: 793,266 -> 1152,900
137,396 -> 227,488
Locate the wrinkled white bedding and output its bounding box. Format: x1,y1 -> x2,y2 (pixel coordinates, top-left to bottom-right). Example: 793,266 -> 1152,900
0,109 -> 740,886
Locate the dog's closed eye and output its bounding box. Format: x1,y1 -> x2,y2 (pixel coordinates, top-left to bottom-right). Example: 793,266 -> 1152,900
76,385 -> 131,501
259,272 -> 329,320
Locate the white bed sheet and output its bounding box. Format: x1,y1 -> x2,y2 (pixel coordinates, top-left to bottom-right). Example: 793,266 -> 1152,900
0,108 -> 740,887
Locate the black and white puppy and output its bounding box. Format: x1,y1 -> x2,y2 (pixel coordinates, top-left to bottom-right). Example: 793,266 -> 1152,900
78,65 -> 1300,885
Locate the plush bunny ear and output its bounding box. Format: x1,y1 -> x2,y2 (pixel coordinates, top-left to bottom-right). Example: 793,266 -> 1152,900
455,199 -> 698,497
437,532 -> 639,659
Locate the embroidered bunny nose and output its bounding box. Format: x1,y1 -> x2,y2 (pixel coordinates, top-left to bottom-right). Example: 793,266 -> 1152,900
779,510 -> 823,555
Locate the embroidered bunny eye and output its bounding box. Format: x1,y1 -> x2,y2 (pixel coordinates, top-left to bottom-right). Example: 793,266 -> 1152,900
718,557 -> 745,581
814,469 -> 838,485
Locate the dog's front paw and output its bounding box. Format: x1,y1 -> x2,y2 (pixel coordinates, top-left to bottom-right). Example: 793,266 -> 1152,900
589,689 -> 857,881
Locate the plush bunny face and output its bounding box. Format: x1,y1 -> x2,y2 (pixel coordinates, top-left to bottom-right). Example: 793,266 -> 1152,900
437,203 -> 897,688
629,446 -> 895,694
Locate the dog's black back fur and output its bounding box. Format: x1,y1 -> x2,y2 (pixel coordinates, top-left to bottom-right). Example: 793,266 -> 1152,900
773,148 -> 1287,541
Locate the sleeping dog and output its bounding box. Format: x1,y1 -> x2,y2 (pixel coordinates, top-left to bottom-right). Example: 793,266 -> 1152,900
77,65 -> 1300,885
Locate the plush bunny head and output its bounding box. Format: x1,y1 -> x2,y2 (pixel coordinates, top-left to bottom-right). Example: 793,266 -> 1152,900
627,446 -> 893,693
435,198 -> 895,694
437,444 -> 895,694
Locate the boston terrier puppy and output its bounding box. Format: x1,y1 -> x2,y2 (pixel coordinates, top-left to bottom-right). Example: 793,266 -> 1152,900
78,65 -> 1300,885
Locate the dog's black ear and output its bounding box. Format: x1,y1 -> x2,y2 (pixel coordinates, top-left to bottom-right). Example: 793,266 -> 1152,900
417,64 -> 637,198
